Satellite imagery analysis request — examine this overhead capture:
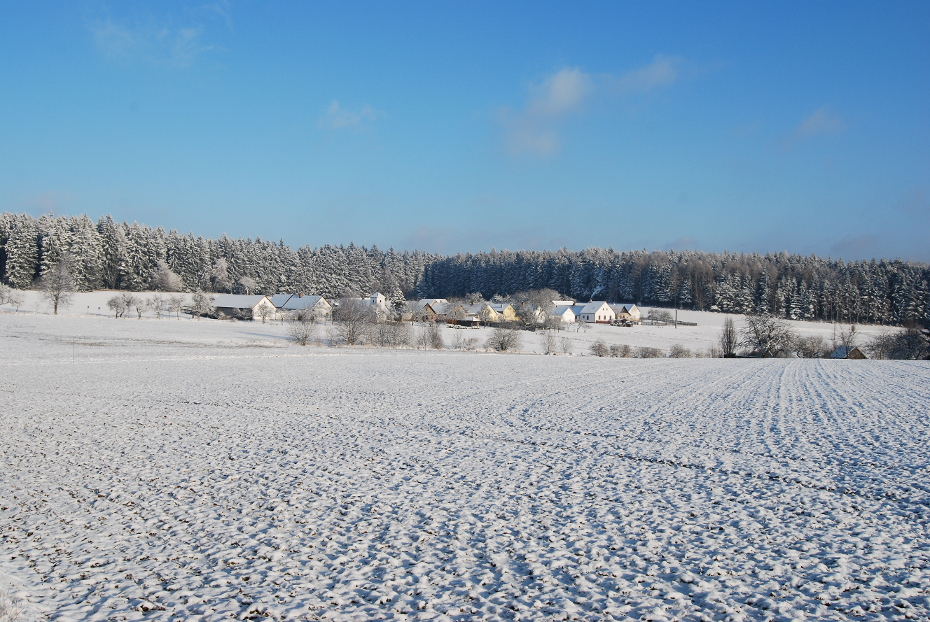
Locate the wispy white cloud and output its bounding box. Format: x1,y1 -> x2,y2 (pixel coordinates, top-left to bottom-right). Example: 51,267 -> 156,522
499,56 -> 689,157
526,67 -> 593,118
782,107 -> 846,148
498,67 -> 592,157
318,101 -> 385,131
89,10 -> 223,68
611,54 -> 683,94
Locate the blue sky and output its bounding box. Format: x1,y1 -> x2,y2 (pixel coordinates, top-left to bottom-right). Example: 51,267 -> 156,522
2,1 -> 929,261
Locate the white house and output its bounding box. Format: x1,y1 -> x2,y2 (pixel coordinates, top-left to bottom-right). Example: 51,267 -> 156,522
611,303 -> 642,322
571,301 -> 615,323
213,294 -> 277,320
549,305 -> 576,323
281,294 -> 332,320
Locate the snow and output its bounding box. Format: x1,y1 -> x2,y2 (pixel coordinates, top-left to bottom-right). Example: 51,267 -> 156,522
1,297 -> 929,620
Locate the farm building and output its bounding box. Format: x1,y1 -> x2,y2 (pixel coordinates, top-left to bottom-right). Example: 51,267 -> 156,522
549,305 -> 577,324
432,302 -> 467,322
279,295 -> 332,320
488,303 -> 518,323
213,294 -> 277,321
571,301 -> 615,323
611,303 -> 642,322
830,346 -> 868,360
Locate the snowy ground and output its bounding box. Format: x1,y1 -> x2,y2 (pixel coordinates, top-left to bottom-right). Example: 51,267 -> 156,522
0,290 -> 895,358
1,301 -> 929,621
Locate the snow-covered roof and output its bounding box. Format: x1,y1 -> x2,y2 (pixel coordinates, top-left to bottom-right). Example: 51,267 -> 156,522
611,303 -> 639,314
431,302 -> 459,315
551,305 -> 575,316
213,294 -> 270,310
268,294 -> 294,308
830,346 -> 866,359
462,303 -> 490,315
571,301 -> 610,315
417,298 -> 447,309
282,295 -> 329,310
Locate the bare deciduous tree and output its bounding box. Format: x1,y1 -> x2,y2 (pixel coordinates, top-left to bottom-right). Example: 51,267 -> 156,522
669,343 -> 692,358
425,323 -> 444,350
0,284 -> 25,310
837,324 -> 858,355
795,335 -> 828,358
256,304 -> 273,324
610,343 -> 632,357
38,254 -> 76,315
107,295 -> 128,318
287,315 -> 317,346
152,260 -> 184,291
543,330 -> 557,354
147,294 -> 164,319
209,259 -> 232,293
167,294 -> 185,319
486,327 -> 521,352
333,297 -> 374,345
868,327 -> 929,360
635,346 -> 663,358
740,313 -> 796,358
646,308 -> 673,323
190,291 -> 215,320
560,337 -> 573,355
720,316 -> 738,358
589,339 -> 609,357
237,276 -> 258,295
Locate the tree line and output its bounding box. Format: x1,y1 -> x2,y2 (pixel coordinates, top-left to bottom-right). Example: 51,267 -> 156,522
419,248 -> 930,327
0,212 -> 434,305
2,212 -> 929,328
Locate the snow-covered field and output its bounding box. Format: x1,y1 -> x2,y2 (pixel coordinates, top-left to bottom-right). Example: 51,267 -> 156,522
0,290 -> 896,357
1,298 -> 929,621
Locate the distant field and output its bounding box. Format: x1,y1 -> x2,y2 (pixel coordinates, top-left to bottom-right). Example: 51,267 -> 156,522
1,290 -> 895,358
1,307 -> 927,621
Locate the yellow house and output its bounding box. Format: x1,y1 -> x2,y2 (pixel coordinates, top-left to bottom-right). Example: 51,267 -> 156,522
489,303 -> 518,323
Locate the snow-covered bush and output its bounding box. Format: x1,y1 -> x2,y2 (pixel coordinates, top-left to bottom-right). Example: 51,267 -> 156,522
486,327 -> 521,352
635,346 -> 663,358
287,318 -> 317,346
589,339 -> 609,357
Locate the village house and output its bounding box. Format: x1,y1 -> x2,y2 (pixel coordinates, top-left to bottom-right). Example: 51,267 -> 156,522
488,303 -> 518,323
549,304 -> 577,324
571,301 -> 615,323
416,298 -> 448,311
213,294 -> 277,321
431,301 -> 467,323
829,346 -> 868,360
456,303 -> 496,324
611,303 -> 642,323
278,294 -> 333,321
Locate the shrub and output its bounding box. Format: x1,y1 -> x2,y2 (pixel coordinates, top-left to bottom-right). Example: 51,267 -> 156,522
288,318 -> 316,346
486,327 -> 521,352
589,339 -> 609,357
635,346 -> 663,358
